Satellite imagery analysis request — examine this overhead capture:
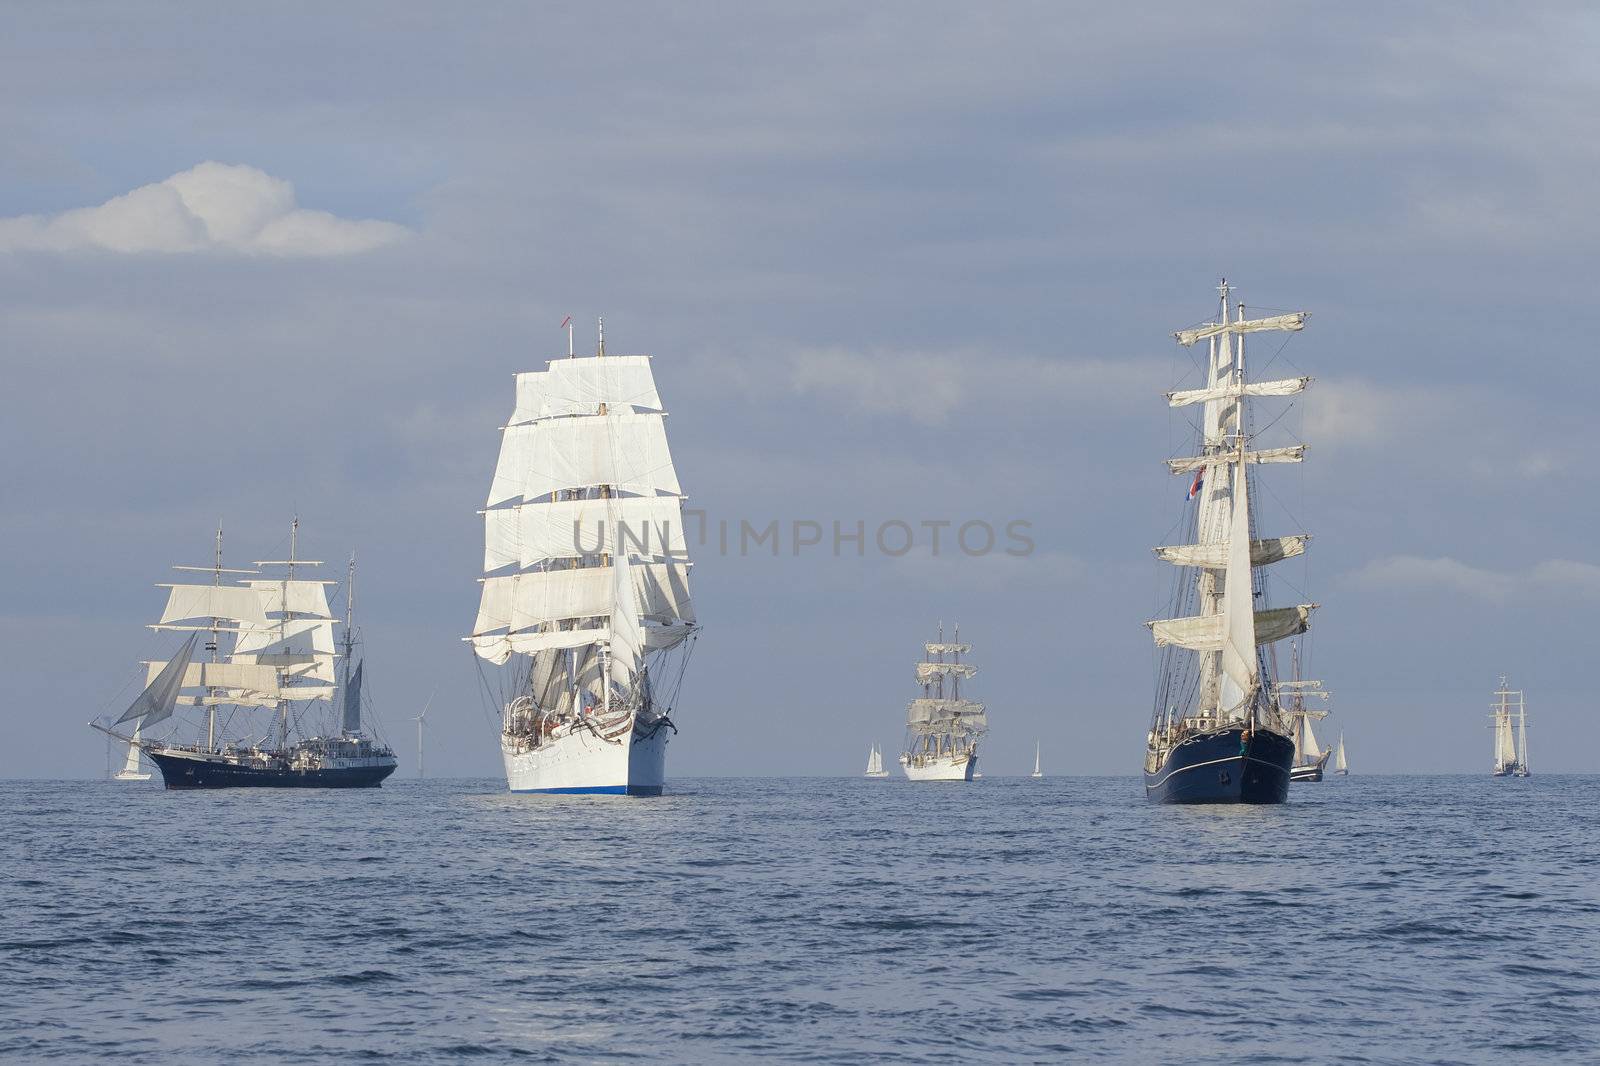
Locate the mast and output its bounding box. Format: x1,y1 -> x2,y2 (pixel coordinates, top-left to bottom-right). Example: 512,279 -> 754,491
341,551 -> 358,736
1150,282 -> 1313,737
206,523 -> 222,752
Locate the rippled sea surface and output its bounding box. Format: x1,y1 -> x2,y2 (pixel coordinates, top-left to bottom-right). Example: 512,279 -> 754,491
4,774 -> 1598,1063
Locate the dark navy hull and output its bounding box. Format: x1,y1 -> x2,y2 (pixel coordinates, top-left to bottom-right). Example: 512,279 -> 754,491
149,749 -> 397,790
1144,725 -> 1293,804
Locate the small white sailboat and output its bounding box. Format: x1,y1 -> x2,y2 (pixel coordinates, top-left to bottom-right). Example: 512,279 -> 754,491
1031,742 -> 1043,778
1332,732 -> 1348,776
864,744 -> 890,778
112,722 -> 152,782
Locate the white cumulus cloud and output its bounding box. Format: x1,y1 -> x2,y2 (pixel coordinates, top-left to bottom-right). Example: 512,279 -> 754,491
0,162 -> 411,256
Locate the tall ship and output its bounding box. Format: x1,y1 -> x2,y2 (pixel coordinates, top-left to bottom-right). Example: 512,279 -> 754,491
91,522 -> 397,789
1490,677 -> 1530,777
900,625 -> 985,781
1278,643 -> 1332,782
469,322 -> 699,795
1145,281 -> 1317,804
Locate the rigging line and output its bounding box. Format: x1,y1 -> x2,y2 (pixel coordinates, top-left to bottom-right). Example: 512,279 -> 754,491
1251,399 -> 1299,442
1255,331 -> 1297,377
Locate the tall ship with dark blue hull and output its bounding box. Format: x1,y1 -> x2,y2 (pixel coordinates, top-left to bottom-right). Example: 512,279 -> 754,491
92,521 -> 398,791
1144,725 -> 1293,804
1144,281 -> 1318,805
148,745 -> 395,789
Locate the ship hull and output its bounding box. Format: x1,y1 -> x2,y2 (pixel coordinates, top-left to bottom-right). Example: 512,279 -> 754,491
900,751 -> 977,781
1291,750 -> 1332,783
148,748 -> 397,790
1144,725 -> 1293,804
504,719 -> 670,795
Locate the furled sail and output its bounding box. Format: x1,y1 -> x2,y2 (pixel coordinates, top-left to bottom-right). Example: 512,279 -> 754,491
923,642 -> 971,655
1153,535 -> 1308,569
1174,311 -> 1307,347
1148,605 -> 1316,651
116,632 -> 200,727
1166,446 -> 1305,473
1166,377 -> 1310,408
915,661 -> 977,682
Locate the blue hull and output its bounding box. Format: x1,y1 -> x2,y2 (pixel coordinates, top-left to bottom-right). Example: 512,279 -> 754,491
1144,725 -> 1293,804
149,750 -> 397,790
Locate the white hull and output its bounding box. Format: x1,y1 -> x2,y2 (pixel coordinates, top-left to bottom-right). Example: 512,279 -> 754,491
112,769 -> 152,782
503,718 -> 671,795
900,751 -> 976,781
864,771 -> 890,778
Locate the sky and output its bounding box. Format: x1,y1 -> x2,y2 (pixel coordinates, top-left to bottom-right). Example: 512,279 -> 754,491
4,2 -> 1599,778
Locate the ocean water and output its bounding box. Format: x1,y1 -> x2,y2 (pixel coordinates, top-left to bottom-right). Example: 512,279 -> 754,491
3,774 -> 1597,1063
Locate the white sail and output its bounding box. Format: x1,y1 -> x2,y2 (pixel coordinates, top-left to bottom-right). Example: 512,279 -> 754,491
1148,605 -> 1315,651
1033,742 -> 1042,777
608,548 -> 645,692
915,661 -> 977,682
1217,459 -> 1258,712
144,659 -> 281,692
1166,445 -> 1306,473
511,356 -> 664,424
1153,535 -> 1307,569
1174,311 -> 1308,347
473,561 -> 694,642
247,578 -> 335,619
157,584 -> 268,626
114,632 -> 200,727
483,495 -> 688,571
923,642 -> 971,655
488,413 -> 682,506
231,617 -> 337,684
121,724 -> 145,775
1166,376 -> 1310,408
1333,733 -> 1347,772
1298,714 -> 1324,760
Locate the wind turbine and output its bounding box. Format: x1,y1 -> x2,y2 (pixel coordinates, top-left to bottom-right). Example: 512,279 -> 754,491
413,689 -> 435,779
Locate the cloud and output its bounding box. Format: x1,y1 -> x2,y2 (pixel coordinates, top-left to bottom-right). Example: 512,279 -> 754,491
0,162 -> 410,256
1349,555 -> 1600,603
714,345 -> 1157,425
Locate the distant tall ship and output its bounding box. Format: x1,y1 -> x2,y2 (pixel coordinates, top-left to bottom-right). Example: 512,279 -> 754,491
1278,643 -> 1332,782
91,523 -> 397,789
1144,281 -> 1316,804
863,744 -> 889,778
900,625 -> 985,781
468,321 -> 699,795
1490,677 -> 1530,777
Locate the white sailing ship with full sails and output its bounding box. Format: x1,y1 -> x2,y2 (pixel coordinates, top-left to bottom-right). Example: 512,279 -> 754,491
864,744 -> 889,778
900,625 -> 985,781
1490,677 -> 1530,777
469,322 -> 699,795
